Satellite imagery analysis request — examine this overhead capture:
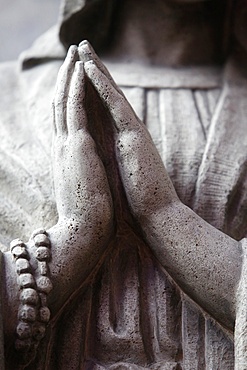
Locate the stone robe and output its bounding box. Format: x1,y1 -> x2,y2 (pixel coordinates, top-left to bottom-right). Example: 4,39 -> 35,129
0,28 -> 247,369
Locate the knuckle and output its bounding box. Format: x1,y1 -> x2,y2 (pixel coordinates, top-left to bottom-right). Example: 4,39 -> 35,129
66,131 -> 95,149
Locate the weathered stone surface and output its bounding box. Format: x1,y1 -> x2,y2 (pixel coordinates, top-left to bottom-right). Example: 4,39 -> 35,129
0,1 -> 247,369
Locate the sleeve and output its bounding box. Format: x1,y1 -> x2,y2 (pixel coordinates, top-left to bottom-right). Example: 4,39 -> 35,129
235,238 -> 247,370
0,251 -> 5,370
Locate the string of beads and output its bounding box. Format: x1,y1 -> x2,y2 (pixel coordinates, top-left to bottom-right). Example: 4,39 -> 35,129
10,229 -> 52,364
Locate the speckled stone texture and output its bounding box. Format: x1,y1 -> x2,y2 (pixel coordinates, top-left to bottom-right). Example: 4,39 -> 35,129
0,0 -> 247,369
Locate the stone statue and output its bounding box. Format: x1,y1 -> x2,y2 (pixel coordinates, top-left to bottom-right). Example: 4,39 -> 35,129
0,0 -> 247,369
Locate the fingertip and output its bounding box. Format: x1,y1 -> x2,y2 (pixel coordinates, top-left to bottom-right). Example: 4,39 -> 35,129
84,60 -> 95,66
84,60 -> 96,75
64,45 -> 79,65
78,43 -> 94,63
79,39 -> 90,47
75,61 -> 84,72
68,45 -> 78,56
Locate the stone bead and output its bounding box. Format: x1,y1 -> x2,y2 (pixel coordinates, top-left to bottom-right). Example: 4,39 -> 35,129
39,261 -> 48,275
18,305 -> 37,322
32,323 -> 46,340
16,322 -> 32,339
20,288 -> 39,305
36,276 -> 53,294
39,307 -> 51,323
11,245 -> 28,259
32,228 -> 47,238
15,338 -> 31,351
36,246 -> 51,261
16,258 -> 31,274
10,238 -> 24,251
18,273 -> 35,288
33,233 -> 50,247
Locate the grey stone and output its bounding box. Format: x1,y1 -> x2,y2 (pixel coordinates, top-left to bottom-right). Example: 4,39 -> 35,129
0,0 -> 247,369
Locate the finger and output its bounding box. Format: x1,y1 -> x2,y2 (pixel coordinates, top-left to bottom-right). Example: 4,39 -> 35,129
84,60 -> 140,132
83,60 -> 174,215
84,59 -> 176,219
67,61 -> 87,134
54,45 -> 79,135
78,40 -> 123,95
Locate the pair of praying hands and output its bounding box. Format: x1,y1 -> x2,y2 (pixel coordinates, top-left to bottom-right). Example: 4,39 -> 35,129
52,41 -> 175,232
51,40 -> 178,306
51,41 -> 240,330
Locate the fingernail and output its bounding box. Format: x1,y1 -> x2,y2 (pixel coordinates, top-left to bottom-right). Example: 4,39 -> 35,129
64,45 -> 78,65
68,45 -> 78,56
79,40 -> 89,47
75,61 -> 84,72
84,60 -> 95,68
78,46 -> 93,64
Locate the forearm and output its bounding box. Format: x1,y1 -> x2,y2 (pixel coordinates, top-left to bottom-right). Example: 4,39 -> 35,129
116,129 -> 179,215
140,200 -> 242,330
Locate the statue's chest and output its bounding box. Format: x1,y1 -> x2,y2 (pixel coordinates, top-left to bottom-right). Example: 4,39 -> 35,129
121,86 -> 218,206
121,85 -> 247,240
63,234 -> 233,370
90,232 -> 182,367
